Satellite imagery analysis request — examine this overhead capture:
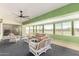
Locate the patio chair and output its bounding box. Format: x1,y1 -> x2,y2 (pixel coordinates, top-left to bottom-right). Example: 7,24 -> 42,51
29,33 -> 52,56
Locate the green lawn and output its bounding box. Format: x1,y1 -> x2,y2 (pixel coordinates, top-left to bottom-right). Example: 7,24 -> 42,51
49,34 -> 79,45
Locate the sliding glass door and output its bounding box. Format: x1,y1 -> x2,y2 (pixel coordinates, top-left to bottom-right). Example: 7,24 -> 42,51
74,20 -> 79,36
44,24 -> 53,34
55,23 -> 63,35
62,21 -> 72,36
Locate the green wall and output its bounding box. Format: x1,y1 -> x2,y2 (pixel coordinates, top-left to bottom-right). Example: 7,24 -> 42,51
49,35 -> 79,45
23,3 -> 79,25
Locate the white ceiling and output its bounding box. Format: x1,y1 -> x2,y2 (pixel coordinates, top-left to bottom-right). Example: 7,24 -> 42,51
0,3 -> 68,24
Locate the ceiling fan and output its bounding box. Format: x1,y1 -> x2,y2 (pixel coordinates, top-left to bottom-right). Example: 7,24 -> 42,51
18,10 -> 28,18
16,10 -> 30,20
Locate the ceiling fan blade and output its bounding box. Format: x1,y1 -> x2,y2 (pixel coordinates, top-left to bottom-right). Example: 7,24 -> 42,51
21,16 -> 29,18
26,17 -> 31,20
26,16 -> 29,17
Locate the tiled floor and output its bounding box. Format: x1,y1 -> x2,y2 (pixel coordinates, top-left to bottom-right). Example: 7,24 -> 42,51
0,40 -> 79,56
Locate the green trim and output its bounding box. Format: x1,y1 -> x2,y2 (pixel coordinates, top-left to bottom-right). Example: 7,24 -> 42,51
36,25 -> 37,33
53,24 -> 55,35
23,3 -> 79,25
71,21 -> 74,36
42,25 -> 44,33
33,26 -> 34,34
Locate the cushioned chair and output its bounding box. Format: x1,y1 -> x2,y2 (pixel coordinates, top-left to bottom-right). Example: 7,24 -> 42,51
29,33 -> 52,56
